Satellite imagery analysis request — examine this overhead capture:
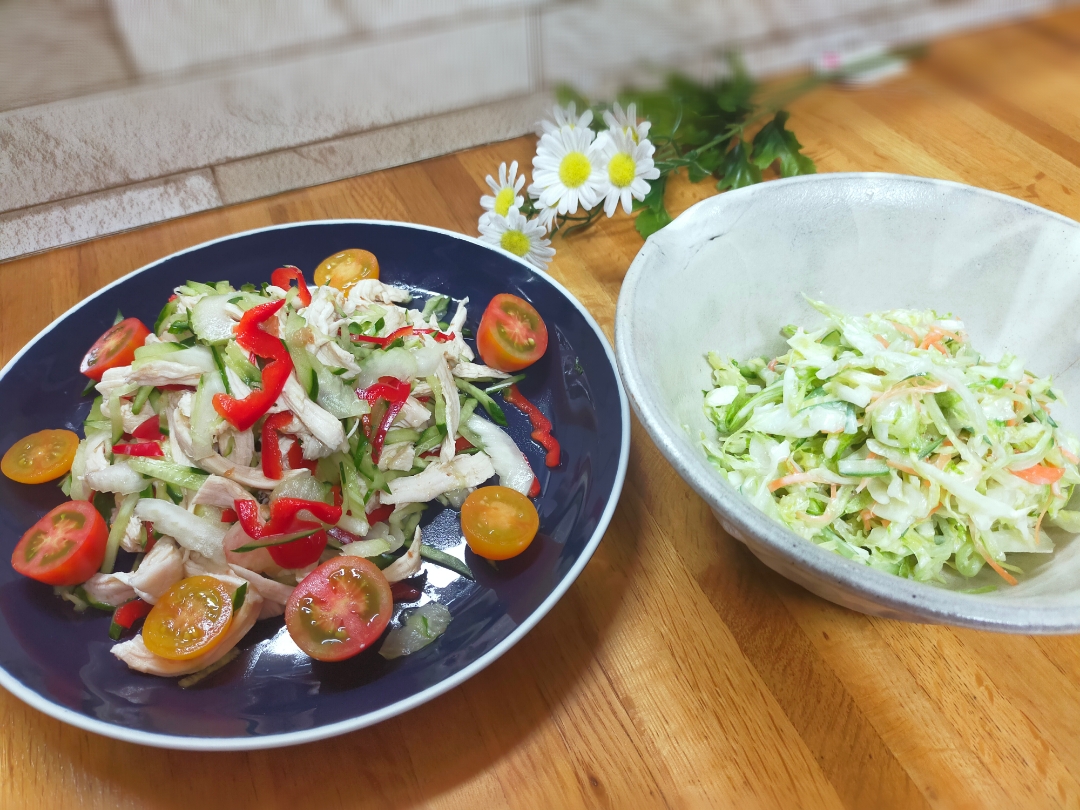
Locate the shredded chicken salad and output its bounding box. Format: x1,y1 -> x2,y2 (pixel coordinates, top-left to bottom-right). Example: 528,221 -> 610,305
4,256 -> 558,683
702,299 -> 1080,586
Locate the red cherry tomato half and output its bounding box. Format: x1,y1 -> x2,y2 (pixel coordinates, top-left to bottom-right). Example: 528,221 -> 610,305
285,556 -> 392,662
476,294 -> 548,372
11,500 -> 109,586
80,318 -> 151,381
267,529 -> 328,569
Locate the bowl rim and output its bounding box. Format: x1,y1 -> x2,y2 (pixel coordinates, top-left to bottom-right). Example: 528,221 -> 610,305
0,219 -> 631,750
614,171 -> 1080,634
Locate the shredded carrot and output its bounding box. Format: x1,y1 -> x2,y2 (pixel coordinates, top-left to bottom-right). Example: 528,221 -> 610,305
886,459 -> 917,476
936,327 -> 962,341
919,329 -> 944,350
1034,509 -> 1047,548
874,334 -> 890,348
767,358 -> 778,372
934,454 -> 950,470
856,477 -> 870,493
890,321 -> 920,341
931,341 -> 948,355
769,472 -> 830,492
867,451 -> 879,460
927,503 -> 942,516
1061,446 -> 1079,465
830,483 -> 837,500
1006,419 -> 1018,427
860,509 -> 873,532
978,547 -> 1018,586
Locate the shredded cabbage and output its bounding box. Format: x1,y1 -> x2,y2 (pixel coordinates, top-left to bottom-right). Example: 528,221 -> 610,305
702,299 -> 1080,585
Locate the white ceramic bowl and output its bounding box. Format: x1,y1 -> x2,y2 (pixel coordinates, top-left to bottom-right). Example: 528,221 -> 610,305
615,173 -> 1080,632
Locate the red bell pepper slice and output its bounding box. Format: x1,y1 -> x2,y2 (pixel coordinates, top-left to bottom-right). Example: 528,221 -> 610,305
112,442 -> 164,457
420,436 -> 472,459
271,265 -> 312,307
130,417 -> 163,441
287,441 -> 318,474
503,384 -> 560,467
357,376 -> 411,463
221,508 -> 237,523
108,598 -> 152,639
352,326 -> 455,347
213,300 -> 293,431
261,410 -> 318,479
366,503 -> 395,524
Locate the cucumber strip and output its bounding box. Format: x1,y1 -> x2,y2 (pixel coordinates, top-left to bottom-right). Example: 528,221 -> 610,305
428,374 -> 447,430
836,458 -> 891,477
178,648 -> 240,689
233,527 -> 321,553
126,458 -> 208,490
420,544 -> 474,580
455,379 -> 507,426
459,398 -> 479,424
101,492 -> 140,575
483,374 -> 526,394
231,582 -> 248,612
211,347 -> 232,395
384,428 -> 421,445
131,385 -> 153,416
421,294 -> 450,320
81,377 -> 98,397
414,425 -> 442,456
223,342 -> 262,387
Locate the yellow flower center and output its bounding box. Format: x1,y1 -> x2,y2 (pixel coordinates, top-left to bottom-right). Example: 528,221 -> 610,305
494,187 -> 516,217
558,151 -> 592,189
608,153 -> 637,188
500,229 -> 531,257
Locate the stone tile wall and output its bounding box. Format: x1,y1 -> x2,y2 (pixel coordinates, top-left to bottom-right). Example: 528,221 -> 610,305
0,0 -> 1072,261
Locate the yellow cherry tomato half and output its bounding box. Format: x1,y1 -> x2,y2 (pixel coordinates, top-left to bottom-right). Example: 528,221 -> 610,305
1,429 -> 79,484
460,486 -> 539,560
314,248 -> 379,292
143,576 -> 234,661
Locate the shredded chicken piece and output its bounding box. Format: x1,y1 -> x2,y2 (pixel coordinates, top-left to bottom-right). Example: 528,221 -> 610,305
451,362 -> 511,381
191,475 -> 255,510
85,462 -> 144,495
81,573 -> 136,607
279,374 -> 345,454
220,427 -> 254,467
82,538 -> 186,606
378,442 -> 415,472
435,358 -> 460,462
394,397 -> 433,430
383,452 -> 495,504
229,564 -> 294,619
120,511 -> 144,553
382,527 -> 422,583
128,360 -> 207,388
345,279 -> 411,309
110,587 -> 263,677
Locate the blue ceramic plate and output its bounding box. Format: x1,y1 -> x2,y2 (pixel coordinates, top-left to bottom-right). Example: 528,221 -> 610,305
0,221 -> 628,750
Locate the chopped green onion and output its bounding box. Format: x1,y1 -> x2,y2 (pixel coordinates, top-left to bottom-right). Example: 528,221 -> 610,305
455,379 -> 507,426
420,544 -> 474,579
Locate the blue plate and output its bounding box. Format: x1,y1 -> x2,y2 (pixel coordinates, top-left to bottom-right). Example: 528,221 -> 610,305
0,221 -> 628,750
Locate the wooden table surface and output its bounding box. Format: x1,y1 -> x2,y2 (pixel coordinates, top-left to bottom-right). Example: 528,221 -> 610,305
5,10 -> 1080,809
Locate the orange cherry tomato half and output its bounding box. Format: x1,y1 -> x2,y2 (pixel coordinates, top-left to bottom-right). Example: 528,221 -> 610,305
11,500 -> 109,586
314,248 -> 380,293
2,429 -> 79,484
460,486 -> 539,560
476,293 -> 548,372
80,317 -> 151,381
285,556 -> 392,662
143,576 -> 234,661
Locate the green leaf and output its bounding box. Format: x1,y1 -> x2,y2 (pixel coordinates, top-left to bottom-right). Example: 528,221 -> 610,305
634,175 -> 667,213
635,206 -> 673,239
716,140 -> 762,191
750,111 -> 817,177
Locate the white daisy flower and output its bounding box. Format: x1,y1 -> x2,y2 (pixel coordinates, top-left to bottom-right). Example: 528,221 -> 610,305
479,161 -> 526,228
597,127 -> 660,217
478,209 -> 555,272
537,101 -> 593,136
529,126 -> 605,230
603,101 -> 651,144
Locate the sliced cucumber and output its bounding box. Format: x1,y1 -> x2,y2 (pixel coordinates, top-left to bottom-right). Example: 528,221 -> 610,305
191,294 -> 237,345
837,457 -> 891,477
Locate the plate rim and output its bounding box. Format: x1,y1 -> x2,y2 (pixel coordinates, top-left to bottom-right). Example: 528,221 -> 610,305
614,171 -> 1080,634
0,219 -> 631,750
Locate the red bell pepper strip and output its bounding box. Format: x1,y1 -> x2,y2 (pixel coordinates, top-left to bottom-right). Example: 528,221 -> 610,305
261,411 -> 293,480
112,442 -> 164,457
366,503 -> 395,524
108,598 -> 152,639
287,441 -> 318,474
271,265 -> 312,307
357,376 -> 411,463
213,300 -> 293,431
351,325 -> 415,347
131,417 -> 163,441
221,508 -> 237,523
420,436 -> 472,459
503,384 -> 560,467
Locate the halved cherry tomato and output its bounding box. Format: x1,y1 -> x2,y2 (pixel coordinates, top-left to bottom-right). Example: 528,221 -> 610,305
11,500 -> 109,585
143,576 -> 234,661
285,556 -> 392,662
267,530 -> 328,569
79,318 -> 151,381
460,486 -> 539,560
476,294 -> 548,372
314,248 -> 379,292
2,429 -> 79,484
